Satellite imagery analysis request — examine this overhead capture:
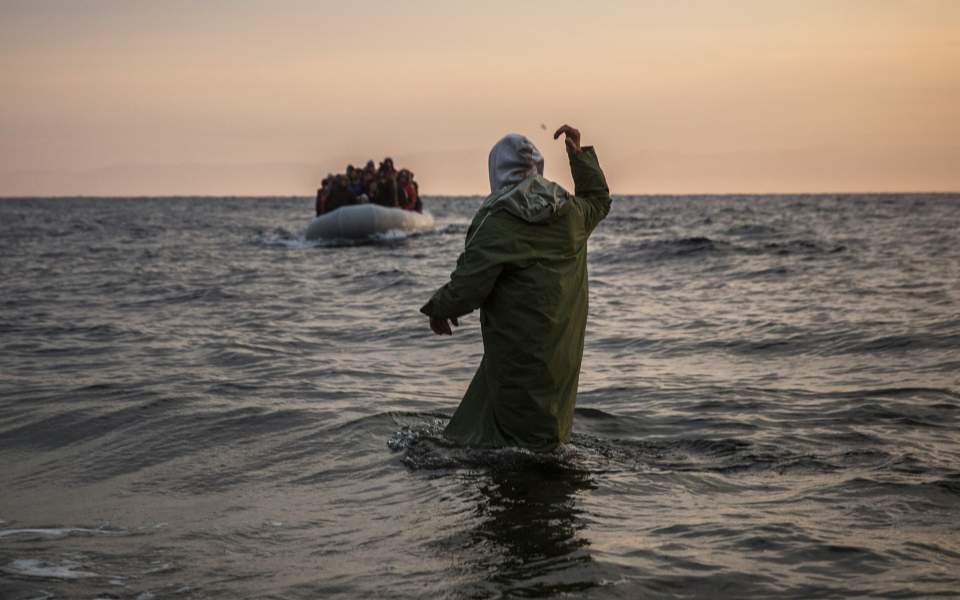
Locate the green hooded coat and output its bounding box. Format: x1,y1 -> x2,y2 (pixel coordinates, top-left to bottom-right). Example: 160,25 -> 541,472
420,146 -> 610,451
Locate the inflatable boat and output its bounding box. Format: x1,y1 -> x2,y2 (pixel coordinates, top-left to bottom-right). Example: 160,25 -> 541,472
304,204 -> 435,241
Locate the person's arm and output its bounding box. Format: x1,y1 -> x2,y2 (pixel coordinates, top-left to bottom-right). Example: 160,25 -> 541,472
420,212 -> 506,334
554,125 -> 611,234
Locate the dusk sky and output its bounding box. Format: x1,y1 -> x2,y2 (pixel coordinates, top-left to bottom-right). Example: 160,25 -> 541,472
2,0 -> 958,195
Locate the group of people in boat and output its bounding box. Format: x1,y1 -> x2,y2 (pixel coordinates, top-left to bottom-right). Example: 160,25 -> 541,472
316,158 -> 422,216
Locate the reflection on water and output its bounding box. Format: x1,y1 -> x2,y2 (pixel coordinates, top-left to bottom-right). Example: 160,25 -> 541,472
469,466 -> 595,596
1,195 -> 959,598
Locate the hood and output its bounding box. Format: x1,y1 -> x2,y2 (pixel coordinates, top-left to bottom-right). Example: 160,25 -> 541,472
488,134 -> 544,194
481,175 -> 570,225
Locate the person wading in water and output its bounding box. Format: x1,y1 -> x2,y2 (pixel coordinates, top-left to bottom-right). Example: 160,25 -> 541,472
420,125 -> 611,451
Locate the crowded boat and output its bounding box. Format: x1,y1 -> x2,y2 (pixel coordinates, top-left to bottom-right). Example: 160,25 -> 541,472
306,156 -> 433,240
316,157 -> 422,215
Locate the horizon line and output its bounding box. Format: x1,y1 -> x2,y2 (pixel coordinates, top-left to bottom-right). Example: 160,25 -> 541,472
2,190 -> 959,200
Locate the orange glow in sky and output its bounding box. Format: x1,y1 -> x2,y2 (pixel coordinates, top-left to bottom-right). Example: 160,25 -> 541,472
1,0 -> 958,195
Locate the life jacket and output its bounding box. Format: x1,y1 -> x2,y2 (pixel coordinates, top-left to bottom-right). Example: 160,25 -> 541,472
400,182 -> 417,210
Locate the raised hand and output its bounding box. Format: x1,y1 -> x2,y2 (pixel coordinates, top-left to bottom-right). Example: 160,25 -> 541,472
553,124 -> 581,154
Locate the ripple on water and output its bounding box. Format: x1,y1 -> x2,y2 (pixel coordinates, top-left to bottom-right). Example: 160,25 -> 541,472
1,195 -> 959,599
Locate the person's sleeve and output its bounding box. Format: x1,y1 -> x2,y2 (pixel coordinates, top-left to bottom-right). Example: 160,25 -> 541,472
420,214 -> 506,320
569,146 -> 611,235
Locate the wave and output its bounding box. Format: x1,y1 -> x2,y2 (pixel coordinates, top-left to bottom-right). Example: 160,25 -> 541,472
0,526 -> 127,541
592,237 -> 729,264
593,328 -> 960,358
383,411 -> 907,479
254,225 -> 436,249
1,558 -> 100,580
592,235 -> 846,267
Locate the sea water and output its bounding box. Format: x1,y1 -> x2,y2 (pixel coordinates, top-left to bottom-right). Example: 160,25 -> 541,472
1,194 -> 958,598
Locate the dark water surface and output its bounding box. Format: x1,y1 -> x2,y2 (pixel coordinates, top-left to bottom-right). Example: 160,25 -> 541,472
1,194 -> 959,599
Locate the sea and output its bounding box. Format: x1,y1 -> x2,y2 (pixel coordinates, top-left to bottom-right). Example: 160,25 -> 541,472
1,193 -> 958,599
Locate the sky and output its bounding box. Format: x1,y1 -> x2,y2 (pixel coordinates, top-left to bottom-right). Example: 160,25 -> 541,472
1,0 -> 958,196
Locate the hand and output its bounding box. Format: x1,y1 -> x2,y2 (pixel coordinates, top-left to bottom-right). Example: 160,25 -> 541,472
429,316 -> 459,335
553,124 -> 581,154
